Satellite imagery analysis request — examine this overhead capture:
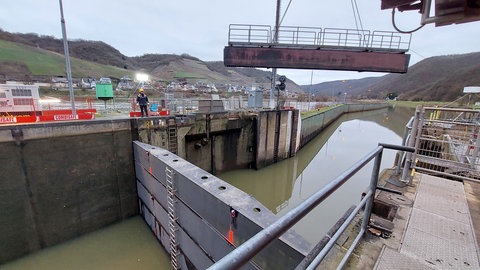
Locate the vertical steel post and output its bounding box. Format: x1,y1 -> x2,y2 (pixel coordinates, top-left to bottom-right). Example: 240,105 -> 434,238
412,107 -> 425,165
308,71 -> 313,111
361,146 -> 383,234
58,0 -> 76,115
270,0 -> 281,109
401,105 -> 421,182
471,122 -> 480,166
395,117 -> 414,175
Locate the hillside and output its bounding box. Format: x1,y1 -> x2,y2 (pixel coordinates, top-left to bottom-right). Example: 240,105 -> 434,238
303,52 -> 480,102
0,30 -> 303,93
3,29 -> 479,101
0,39 -> 135,80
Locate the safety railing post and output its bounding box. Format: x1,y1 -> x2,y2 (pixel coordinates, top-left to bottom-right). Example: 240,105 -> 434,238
412,107 -> 425,164
361,146 -> 383,234
472,127 -> 480,166
395,117 -> 414,176
401,105 -> 421,183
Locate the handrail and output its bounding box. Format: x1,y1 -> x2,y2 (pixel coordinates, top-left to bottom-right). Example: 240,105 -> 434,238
227,24 -> 411,52
405,106 -> 480,183
208,143 -> 414,270
228,24 -> 272,44
274,26 -> 322,46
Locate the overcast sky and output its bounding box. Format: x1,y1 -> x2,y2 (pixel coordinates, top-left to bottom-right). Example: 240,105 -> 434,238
1,0 -> 479,85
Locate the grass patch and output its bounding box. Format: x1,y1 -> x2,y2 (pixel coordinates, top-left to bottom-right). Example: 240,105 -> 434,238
0,40 -> 66,75
0,39 -> 134,79
173,72 -> 204,79
301,104 -> 341,118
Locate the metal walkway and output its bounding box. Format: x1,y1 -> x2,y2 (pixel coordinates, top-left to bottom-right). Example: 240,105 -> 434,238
227,24 -> 411,52
374,174 -> 480,269
224,24 -> 412,73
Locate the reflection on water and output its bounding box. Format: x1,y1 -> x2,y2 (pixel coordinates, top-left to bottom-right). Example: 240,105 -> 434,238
0,216 -> 170,270
219,107 -> 414,244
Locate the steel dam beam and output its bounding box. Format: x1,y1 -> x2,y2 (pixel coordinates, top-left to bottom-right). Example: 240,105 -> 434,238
224,46 -> 411,73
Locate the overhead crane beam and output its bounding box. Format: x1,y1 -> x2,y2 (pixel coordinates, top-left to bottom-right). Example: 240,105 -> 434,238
224,24 -> 412,73
224,46 -> 410,73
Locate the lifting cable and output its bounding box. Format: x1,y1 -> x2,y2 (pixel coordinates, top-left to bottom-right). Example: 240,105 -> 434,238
391,7 -> 424,33
279,0 -> 294,27
350,0 -> 364,33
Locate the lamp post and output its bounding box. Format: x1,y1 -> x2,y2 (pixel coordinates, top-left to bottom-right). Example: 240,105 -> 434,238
59,0 -> 76,115
308,70 -> 313,111
136,73 -> 149,88
270,0 -> 281,110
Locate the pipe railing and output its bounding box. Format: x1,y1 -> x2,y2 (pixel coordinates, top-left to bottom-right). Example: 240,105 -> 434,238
407,106 -> 480,183
227,24 -> 411,52
208,143 -> 414,270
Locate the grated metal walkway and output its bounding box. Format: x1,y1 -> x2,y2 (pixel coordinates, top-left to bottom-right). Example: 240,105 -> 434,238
375,174 -> 480,269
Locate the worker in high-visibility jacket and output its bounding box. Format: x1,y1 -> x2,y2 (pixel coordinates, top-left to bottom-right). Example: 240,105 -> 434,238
136,88 -> 149,117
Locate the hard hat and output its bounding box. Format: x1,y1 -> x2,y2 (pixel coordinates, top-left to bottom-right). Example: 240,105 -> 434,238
139,88 -> 144,92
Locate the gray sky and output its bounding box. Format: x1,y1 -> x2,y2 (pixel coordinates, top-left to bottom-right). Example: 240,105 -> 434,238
1,0 -> 479,85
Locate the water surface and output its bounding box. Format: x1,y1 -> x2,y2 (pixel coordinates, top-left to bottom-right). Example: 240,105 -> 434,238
0,217 -> 170,270
220,107 -> 413,244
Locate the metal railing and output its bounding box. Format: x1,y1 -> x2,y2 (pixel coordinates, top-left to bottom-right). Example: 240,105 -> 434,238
274,26 -> 322,46
399,106 -> 480,183
322,28 -> 369,48
228,24 -> 272,44
227,24 -> 411,52
208,143 -> 414,270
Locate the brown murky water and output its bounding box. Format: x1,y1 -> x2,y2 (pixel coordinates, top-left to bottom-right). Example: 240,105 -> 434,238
219,107 -> 414,244
0,216 -> 170,270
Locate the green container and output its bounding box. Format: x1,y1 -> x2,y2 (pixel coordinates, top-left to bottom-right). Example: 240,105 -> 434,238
96,83 -> 114,100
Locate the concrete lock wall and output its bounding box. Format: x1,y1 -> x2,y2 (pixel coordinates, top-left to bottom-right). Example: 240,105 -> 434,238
133,141 -> 310,269
134,113 -> 258,174
135,111 -> 299,174
0,120 -> 138,264
255,110 -> 300,169
184,113 -> 257,174
299,103 -> 388,148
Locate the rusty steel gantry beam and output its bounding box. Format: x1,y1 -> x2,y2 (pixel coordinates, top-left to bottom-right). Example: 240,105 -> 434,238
224,46 -> 411,73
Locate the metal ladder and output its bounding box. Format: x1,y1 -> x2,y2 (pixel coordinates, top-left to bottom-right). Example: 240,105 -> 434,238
166,166 -> 180,269
273,111 -> 281,162
168,119 -> 178,154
